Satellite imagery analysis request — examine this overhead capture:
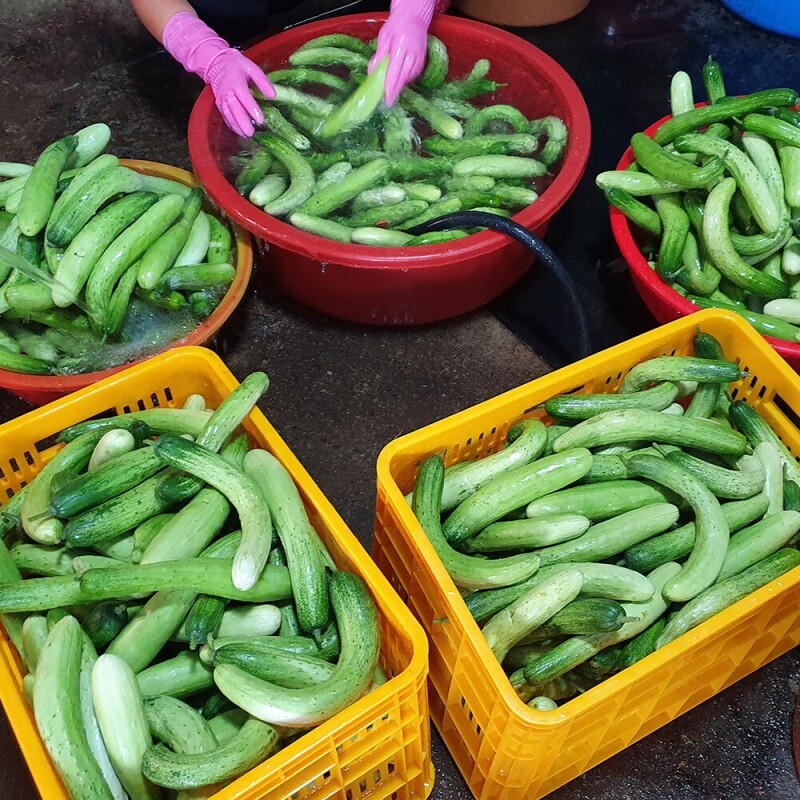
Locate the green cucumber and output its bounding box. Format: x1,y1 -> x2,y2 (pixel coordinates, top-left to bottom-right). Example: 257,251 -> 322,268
51,192 -> 159,307
525,479 -> 672,522
212,571 -> 378,728
412,455 -> 540,590
481,570 -> 584,663
141,718 -> 278,791
627,454 -> 729,603
442,448 -> 593,544
33,616 -> 115,799
535,503 -> 680,567
152,436 -> 273,592
624,493 -> 770,573
51,445 -> 164,519
520,561 -> 680,685
243,449 -> 329,634
552,409 -> 747,457
657,548 -> 800,647
17,136 -> 78,237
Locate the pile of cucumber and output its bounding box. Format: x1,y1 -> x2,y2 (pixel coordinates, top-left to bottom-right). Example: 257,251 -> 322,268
599,59 -> 800,344
0,123 -> 238,376
409,329 -> 800,708
0,374 -> 382,798
230,33 -> 568,247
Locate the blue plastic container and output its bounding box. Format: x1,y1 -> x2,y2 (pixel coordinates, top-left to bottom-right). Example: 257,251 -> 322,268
720,0 -> 800,38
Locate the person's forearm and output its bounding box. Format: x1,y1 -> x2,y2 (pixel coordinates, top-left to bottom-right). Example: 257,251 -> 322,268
130,0 -> 196,42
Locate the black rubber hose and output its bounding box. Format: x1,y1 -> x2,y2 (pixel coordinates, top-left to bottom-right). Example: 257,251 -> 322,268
406,211 -> 593,364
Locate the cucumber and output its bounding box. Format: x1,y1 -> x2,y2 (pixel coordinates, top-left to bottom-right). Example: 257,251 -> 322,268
620,356 -> 742,393
525,479 -> 672,522
85,193 -> 184,330
157,372 -> 267,504
545,382 -> 680,420
442,448 -> 593,544
619,617 -> 667,668
51,445 -> 165,519
297,158 -> 390,218
152,436 -> 273,592
624,493 -> 770,573
77,559 -> 292,605
663,450 -> 765,499
627,454 -> 729,603
106,532 -> 242,673
174,210 -> 211,268
419,35 -> 449,90
717,510 -> 800,581
17,136 -> 78,237
243,449 -> 329,634
535,503 -> 680,567
88,428 -> 137,472
137,188 -> 204,289
91,653 -> 160,800
431,419 -> 548,512
481,570 -> 584,663
141,718 -> 279,791
47,166 -> 144,248
412,455 -> 540,590
45,153 -> 119,241
464,562 -> 654,623
70,123 -> 112,169
78,637 -> 128,800
552,409 -> 747,457
463,513 -> 590,553
321,57 -> 389,139
728,399 -> 800,487
212,571 -> 379,728
83,601 -> 129,650
21,614 -> 49,673
143,695 -> 217,755
535,597 -> 633,637
141,435 -> 247,564
51,192 -> 159,307
22,430 -> 104,545
657,548 -> 800,647
208,641 -> 335,688
182,592 -> 226,650
33,616 -> 115,800
199,627 -> 341,665
11,543 -> 78,577
63,473 -> 174,548
251,134 -> 315,217
137,652 -> 214,699
521,561 -> 680,686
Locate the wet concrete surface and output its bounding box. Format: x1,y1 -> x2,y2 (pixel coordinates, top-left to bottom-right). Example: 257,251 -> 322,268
2,0 -> 800,798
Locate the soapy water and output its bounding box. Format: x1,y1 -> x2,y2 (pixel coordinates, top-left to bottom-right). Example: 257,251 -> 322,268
55,298 -> 199,376
0,244 -> 209,377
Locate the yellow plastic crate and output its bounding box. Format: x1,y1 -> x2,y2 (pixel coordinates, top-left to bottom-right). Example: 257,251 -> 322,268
373,308 -> 800,800
0,346 -> 433,800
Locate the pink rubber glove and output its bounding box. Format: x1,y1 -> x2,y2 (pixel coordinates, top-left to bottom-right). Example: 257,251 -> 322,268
369,0 -> 450,107
162,12 -> 276,138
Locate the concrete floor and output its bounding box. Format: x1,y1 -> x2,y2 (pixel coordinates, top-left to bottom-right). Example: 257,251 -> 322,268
2,1 -> 800,799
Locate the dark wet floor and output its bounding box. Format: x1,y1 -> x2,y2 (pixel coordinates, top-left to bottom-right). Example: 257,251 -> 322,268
2,0 -> 800,798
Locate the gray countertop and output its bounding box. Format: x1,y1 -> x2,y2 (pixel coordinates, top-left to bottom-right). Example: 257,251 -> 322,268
2,1 -> 800,798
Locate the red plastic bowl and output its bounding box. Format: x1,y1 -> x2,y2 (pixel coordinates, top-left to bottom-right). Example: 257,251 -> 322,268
611,110 -> 800,371
0,160 -> 253,407
188,12 -> 591,326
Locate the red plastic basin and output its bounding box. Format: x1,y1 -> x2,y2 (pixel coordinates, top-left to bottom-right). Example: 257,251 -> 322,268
610,106 -> 800,372
188,12 -> 591,326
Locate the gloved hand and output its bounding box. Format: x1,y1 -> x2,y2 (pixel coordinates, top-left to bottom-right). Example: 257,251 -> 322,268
369,0 -> 450,107
162,11 -> 276,138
